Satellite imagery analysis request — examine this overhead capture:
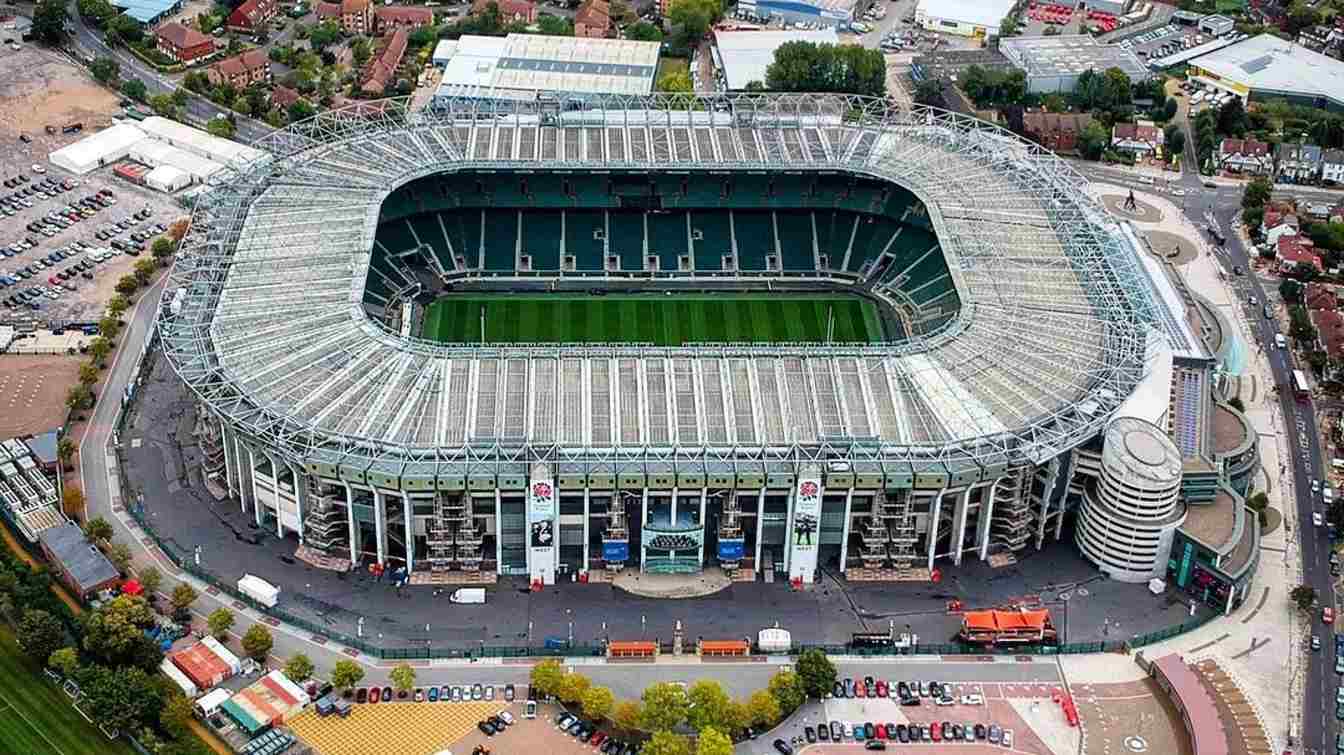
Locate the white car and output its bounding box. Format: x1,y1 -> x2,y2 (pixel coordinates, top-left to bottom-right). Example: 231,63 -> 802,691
1002,729 -> 1014,747
1315,512 -> 1324,527
30,164 -> 45,174
960,694 -> 984,705
499,711 -> 514,725
1313,479 -> 1321,493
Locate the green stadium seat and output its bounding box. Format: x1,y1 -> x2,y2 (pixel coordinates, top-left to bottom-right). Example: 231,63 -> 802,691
845,215 -> 894,274
776,211 -> 815,272
690,210 -> 731,271
408,214 -> 456,272
564,210 -> 606,272
647,211 -> 688,272
729,174 -> 773,209
528,173 -> 571,208
493,176 -> 529,206
481,209 -> 517,272
521,211 -> 563,272
727,211 -> 771,273
570,175 -> 611,208
608,211 -> 646,272
376,218 -> 417,255
814,211 -> 856,271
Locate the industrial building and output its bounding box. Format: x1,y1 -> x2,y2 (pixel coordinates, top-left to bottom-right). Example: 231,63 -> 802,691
46,117 -> 268,189
432,34 -> 660,105
1186,33 -> 1344,111
913,0 -> 1017,38
999,34 -> 1150,93
1081,0 -> 1130,14
735,0 -> 858,29
712,29 -> 839,91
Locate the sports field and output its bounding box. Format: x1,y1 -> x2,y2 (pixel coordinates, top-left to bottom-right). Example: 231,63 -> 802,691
0,627 -> 133,755
421,294 -> 885,345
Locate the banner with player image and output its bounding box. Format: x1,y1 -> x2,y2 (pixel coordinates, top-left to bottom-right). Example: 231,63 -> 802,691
789,477 -> 821,583
527,477 -> 557,584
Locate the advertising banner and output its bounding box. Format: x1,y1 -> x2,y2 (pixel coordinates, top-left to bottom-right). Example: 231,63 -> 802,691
602,540 -> 629,563
717,538 -> 745,562
527,473 -> 557,584
788,476 -> 821,583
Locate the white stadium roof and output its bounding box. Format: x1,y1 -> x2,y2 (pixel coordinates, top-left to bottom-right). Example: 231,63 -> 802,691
1189,33 -> 1344,107
159,94 -> 1159,472
435,33 -> 660,101
714,30 -> 839,91
916,0 -> 1017,29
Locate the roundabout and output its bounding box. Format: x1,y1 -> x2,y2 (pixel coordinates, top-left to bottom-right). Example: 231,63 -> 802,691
1101,193 -> 1164,223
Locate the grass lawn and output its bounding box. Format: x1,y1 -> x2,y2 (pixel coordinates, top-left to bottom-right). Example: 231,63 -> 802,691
422,293 -> 885,345
656,57 -> 689,87
0,627 -> 134,755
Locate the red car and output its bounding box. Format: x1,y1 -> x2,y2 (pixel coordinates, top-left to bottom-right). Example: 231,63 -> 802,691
854,682 -> 866,698
931,722 -> 941,741
590,732 -> 607,747
1325,607 -> 1336,625
366,686 -> 380,703
874,723 -> 886,740
875,680 -> 888,698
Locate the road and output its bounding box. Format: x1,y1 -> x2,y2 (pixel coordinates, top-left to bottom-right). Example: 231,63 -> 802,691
1073,153 -> 1335,751
62,2 -> 272,143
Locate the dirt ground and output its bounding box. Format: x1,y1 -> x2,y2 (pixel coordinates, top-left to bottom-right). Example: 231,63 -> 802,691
162,0 -> 216,30
1072,678 -> 1193,755
0,354 -> 80,437
0,45 -> 119,148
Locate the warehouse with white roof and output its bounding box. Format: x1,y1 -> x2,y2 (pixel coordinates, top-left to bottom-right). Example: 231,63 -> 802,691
1186,33 -> 1344,111
433,34 -> 660,105
48,123 -> 147,174
713,29 -> 839,91
914,0 -> 1018,38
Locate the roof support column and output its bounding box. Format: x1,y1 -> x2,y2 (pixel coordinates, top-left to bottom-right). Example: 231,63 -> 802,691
640,488 -> 648,574
246,445 -> 263,528
496,489 -> 503,574
697,487 -> 707,567
582,487 -> 591,575
952,487 -> 972,567
404,492 -> 414,574
754,488 -> 765,578
343,482 -> 358,567
978,477 -> 1001,561
837,487 -> 854,574
926,487 -> 947,573
373,489 -> 387,567
220,418 -> 237,500
287,461 -> 306,545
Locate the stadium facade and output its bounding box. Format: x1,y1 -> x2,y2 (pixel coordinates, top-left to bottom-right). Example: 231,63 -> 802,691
161,94 -> 1259,612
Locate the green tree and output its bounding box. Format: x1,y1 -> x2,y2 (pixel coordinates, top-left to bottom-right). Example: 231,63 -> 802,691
76,664 -> 163,733
657,68 -> 692,93
66,384 -> 93,412
745,689 -> 780,728
136,565 -> 161,597
767,669 -> 804,716
148,93 -> 178,119
98,315 -> 121,339
207,117 -> 237,138
1242,176 -> 1273,210
695,728 -> 733,755
794,648 -> 837,699
184,70 -> 211,93
206,607 -> 234,640
626,21 -> 664,42
582,684 -> 615,721
151,237 -> 175,260
286,655 -> 317,683
530,658 -> 564,697
612,699 -> 643,731
107,293 -> 130,317
1164,124 -> 1185,155
57,437 -> 76,468
241,624 -> 273,662
48,646 -> 80,677
18,609 -> 65,663
169,583 -> 198,616
133,257 -> 157,285
1280,278 -> 1303,304
1218,96 -> 1248,137
107,13 -> 143,46
78,363 -> 99,387
160,693 -> 195,740
913,78 -> 945,108
89,335 -> 114,364
558,671 -> 591,704
32,0 -> 69,45
308,20 -> 342,50
288,99 -> 316,123
82,595 -> 155,667
667,0 -> 720,44
90,56 -> 120,84
83,516 -> 113,544
643,731 -> 691,755
765,41 -> 886,97
1078,121 -> 1110,161
640,682 -> 690,731
77,0 -> 117,26
390,662 -> 416,693
331,658 -> 365,691
1292,583 -> 1318,611
687,679 -> 733,733
537,14 -> 573,36
106,541 -> 132,574
114,275 -> 139,296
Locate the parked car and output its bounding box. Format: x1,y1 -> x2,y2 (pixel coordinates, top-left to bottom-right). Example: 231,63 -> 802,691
1326,607 -> 1336,625
366,686 -> 379,703
381,686 -> 392,702
504,683 -> 515,701
471,683 -> 484,700
355,687 -> 368,703
478,720 -> 496,736
772,739 -> 792,755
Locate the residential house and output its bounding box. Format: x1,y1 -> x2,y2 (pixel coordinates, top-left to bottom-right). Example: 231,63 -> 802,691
314,1 -> 340,22
1261,205 -> 1300,244
1110,121 -> 1164,158
155,22 -> 215,64
37,524 -> 121,601
1275,142 -> 1323,183
362,27 -> 408,95
208,49 -> 272,88
226,0 -> 278,34
1313,309 -> 1344,362
1307,282 -> 1339,312
1021,112 -> 1092,155
473,0 -> 538,25
574,0 -> 610,38
1218,138 -> 1272,175
270,85 -> 304,111
375,6 -> 434,34
337,0 -> 373,35
1277,235 -> 1325,275
1297,24 -> 1343,54
1323,149 -> 1344,185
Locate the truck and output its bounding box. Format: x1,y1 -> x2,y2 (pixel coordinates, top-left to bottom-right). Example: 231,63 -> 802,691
448,587 -> 485,604
237,574 -> 279,608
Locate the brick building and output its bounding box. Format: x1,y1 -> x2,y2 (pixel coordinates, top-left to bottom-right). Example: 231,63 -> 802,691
155,21 -> 216,64
208,49 -> 272,88
574,0 -> 610,38
226,0 -> 278,34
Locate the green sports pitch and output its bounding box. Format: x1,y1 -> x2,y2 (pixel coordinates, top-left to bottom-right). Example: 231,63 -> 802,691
421,294 -> 886,345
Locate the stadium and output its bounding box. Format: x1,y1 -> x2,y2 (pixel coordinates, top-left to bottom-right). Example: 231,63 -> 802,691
158,93 -> 1257,609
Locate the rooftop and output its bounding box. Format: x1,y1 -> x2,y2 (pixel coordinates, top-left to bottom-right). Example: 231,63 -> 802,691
1189,33 -> 1344,106
916,0 -> 1016,28
37,524 -> 120,593
112,0 -> 178,23
436,33 -> 660,99
1180,488 -> 1238,552
715,29 -> 840,91
1000,35 -> 1148,81
1210,403 -> 1249,456
1150,655 -> 1230,755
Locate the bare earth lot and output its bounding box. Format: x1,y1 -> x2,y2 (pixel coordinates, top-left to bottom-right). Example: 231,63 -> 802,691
0,354 -> 81,437
0,44 -> 119,148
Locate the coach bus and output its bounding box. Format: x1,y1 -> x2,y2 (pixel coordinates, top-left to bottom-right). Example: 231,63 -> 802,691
1293,369 -> 1311,399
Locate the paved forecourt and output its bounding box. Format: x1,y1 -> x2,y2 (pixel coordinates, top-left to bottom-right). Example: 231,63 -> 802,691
421,293 -> 885,345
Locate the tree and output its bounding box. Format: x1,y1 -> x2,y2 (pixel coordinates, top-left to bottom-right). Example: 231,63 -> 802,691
168,219 -> 190,242
913,78 -> 945,108
640,682 -> 690,731
151,237 -> 175,260
687,679 -> 733,733
1164,124 -> 1185,155
794,648 -> 837,699
279,652 -> 314,683
241,624 -> 273,662
115,275 -> 139,295
331,658 -> 364,691
18,609 -> 65,663
48,646 -> 80,678
1078,121 -> 1110,161
390,662 -> 416,693
745,689 -> 780,728
695,728 -> 733,755
134,258 -> 157,285
57,437 -> 77,468
767,669 -> 804,716
530,658 -> 564,697
160,693 -> 195,740
1242,176 -> 1272,210
657,68 -> 692,93
62,485 -> 85,518
106,541 -> 133,574
206,607 -> 234,640
78,0 -> 117,26
66,384 -> 93,412
765,41 -> 886,98
169,583 -> 198,616
89,336 -> 114,364
666,0 -> 720,44
1292,584 -> 1318,611
82,595 -> 155,667
137,565 -> 161,597
626,21 -> 664,42
288,99 -> 316,123
90,56 -> 120,85
78,362 -> 100,387
1217,96 -> 1247,137
32,0 -> 69,45
107,13 -> 143,46
582,685 -> 615,721
1285,1 -> 1322,36
1160,96 -> 1178,122
207,117 -> 237,138
612,699 -> 643,732
558,671 -> 591,704
83,516 -> 113,544
1280,278 -> 1304,304
99,315 -> 122,340
308,20 -> 342,50
643,731 -> 691,755
76,665 -> 163,733
148,93 -> 178,119
107,294 -> 130,317
537,14 -> 573,36
183,70 -> 211,94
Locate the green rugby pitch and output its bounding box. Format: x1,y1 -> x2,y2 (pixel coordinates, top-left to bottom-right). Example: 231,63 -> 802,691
421,294 -> 885,345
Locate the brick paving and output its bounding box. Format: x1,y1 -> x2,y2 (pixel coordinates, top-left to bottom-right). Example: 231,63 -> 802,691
1072,678 -> 1191,755
288,700 -> 506,755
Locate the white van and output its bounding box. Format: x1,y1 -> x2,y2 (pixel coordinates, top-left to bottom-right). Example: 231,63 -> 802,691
1276,333 -> 1287,349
